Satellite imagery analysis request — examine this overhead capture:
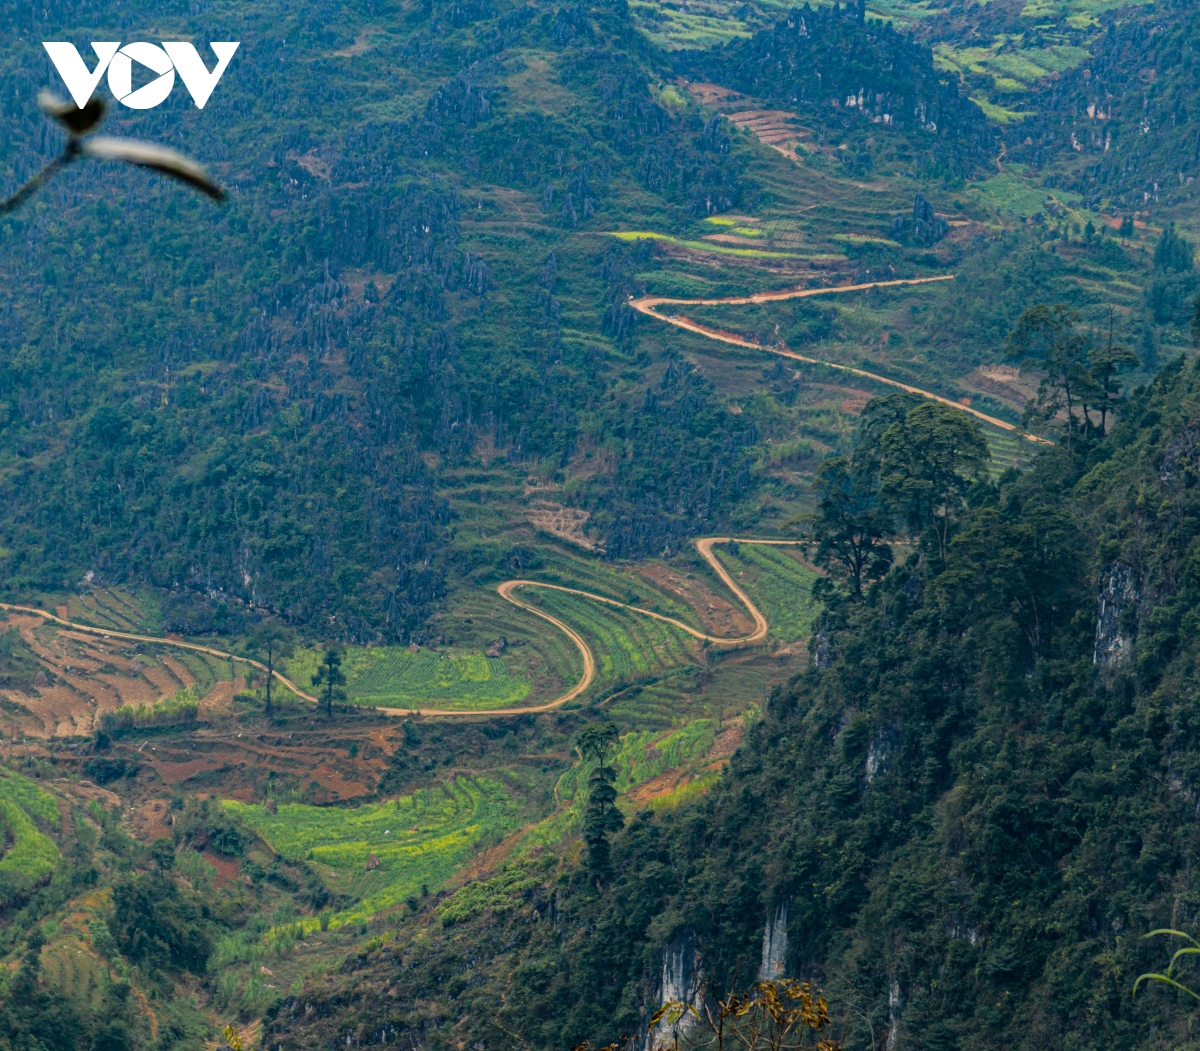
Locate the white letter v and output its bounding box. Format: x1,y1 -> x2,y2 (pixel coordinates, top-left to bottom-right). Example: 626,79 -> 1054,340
162,42 -> 239,109
43,42 -> 120,109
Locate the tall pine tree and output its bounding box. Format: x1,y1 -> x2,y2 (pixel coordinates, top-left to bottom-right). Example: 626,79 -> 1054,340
577,723 -> 624,889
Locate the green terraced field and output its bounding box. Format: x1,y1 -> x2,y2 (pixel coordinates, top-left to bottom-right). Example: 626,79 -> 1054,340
521,720 -> 718,849
528,588 -> 701,697
609,230 -> 841,262
524,548 -> 710,632
628,0 -> 945,48
284,645 -> 532,711
713,545 -> 820,643
969,173 -> 1058,219
226,776 -> 521,928
1020,0 -> 1152,28
986,429 -> 1038,476
0,767 -> 60,883
935,41 -> 1088,95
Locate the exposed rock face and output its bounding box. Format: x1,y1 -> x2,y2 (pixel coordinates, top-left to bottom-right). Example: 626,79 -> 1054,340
814,629 -> 832,669
887,976 -> 903,1051
647,930 -> 704,1050
1159,425 -> 1199,483
1094,563 -> 1138,666
912,193 -> 948,246
486,636 -> 507,657
759,901 -> 789,980
866,730 -> 893,784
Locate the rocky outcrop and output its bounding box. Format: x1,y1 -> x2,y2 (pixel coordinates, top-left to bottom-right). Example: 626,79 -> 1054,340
814,629 -> 832,669
865,729 -> 893,784
1094,563 -> 1138,666
759,902 -> 789,980
647,930 -> 704,1050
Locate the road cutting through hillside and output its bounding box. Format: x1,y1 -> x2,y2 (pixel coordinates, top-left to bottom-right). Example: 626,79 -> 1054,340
393,537 -> 806,716
628,275 -> 1053,445
0,538 -> 805,723
0,600 -> 324,704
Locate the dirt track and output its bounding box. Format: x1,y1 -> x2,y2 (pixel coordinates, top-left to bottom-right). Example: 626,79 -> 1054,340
0,538 -> 804,723
629,276 -> 1053,445
0,601 -> 321,704
380,537 -> 808,717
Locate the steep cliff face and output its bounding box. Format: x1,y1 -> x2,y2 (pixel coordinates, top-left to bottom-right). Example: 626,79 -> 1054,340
646,930 -> 705,1050
1093,562 -> 1138,665
759,902 -> 789,980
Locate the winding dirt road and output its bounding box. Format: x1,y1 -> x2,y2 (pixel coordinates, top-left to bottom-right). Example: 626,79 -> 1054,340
629,275 -> 1052,445
0,600 -> 323,703
0,538 -> 803,723
390,536 -> 805,716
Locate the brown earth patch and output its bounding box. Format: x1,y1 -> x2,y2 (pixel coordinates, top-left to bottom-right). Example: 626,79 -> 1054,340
624,766 -> 694,807
159,657 -> 197,689
54,779 -> 122,809
131,798 -> 174,843
142,728 -> 396,801
447,826 -> 527,889
965,365 -> 1039,409
292,150 -> 333,180
151,756 -> 227,783
708,723 -> 743,762
527,503 -> 601,552
0,615 -> 211,738
203,851 -> 241,889
197,676 -> 248,717
839,388 -> 872,415
632,563 -> 755,639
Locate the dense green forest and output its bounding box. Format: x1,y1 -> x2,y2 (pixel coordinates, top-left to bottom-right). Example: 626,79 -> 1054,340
3,0 -> 1200,1048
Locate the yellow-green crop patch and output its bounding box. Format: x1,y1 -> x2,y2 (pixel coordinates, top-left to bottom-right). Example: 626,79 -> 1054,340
528,588 -> 699,696
607,231 -> 839,262
629,0 -> 757,50
970,95 -> 1028,124
521,720 -> 718,849
0,767 -> 60,882
934,40 -> 1089,93
1019,0 -> 1151,27
832,233 -> 902,248
225,776 -> 522,927
437,855 -> 556,926
967,173 -> 1080,219
284,645 -> 531,710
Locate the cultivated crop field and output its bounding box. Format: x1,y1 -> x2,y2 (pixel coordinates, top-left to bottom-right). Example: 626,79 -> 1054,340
712,545 -> 820,643
521,719 -> 719,849
226,776 -> 522,927
285,645 -> 532,711
0,767 -> 60,887
529,587 -> 702,698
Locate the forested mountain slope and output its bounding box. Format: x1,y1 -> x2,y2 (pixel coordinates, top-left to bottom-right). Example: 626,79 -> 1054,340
0,0 -> 764,639
3,1 -> 1200,1050
680,1 -> 996,179
266,358 -> 1200,1051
